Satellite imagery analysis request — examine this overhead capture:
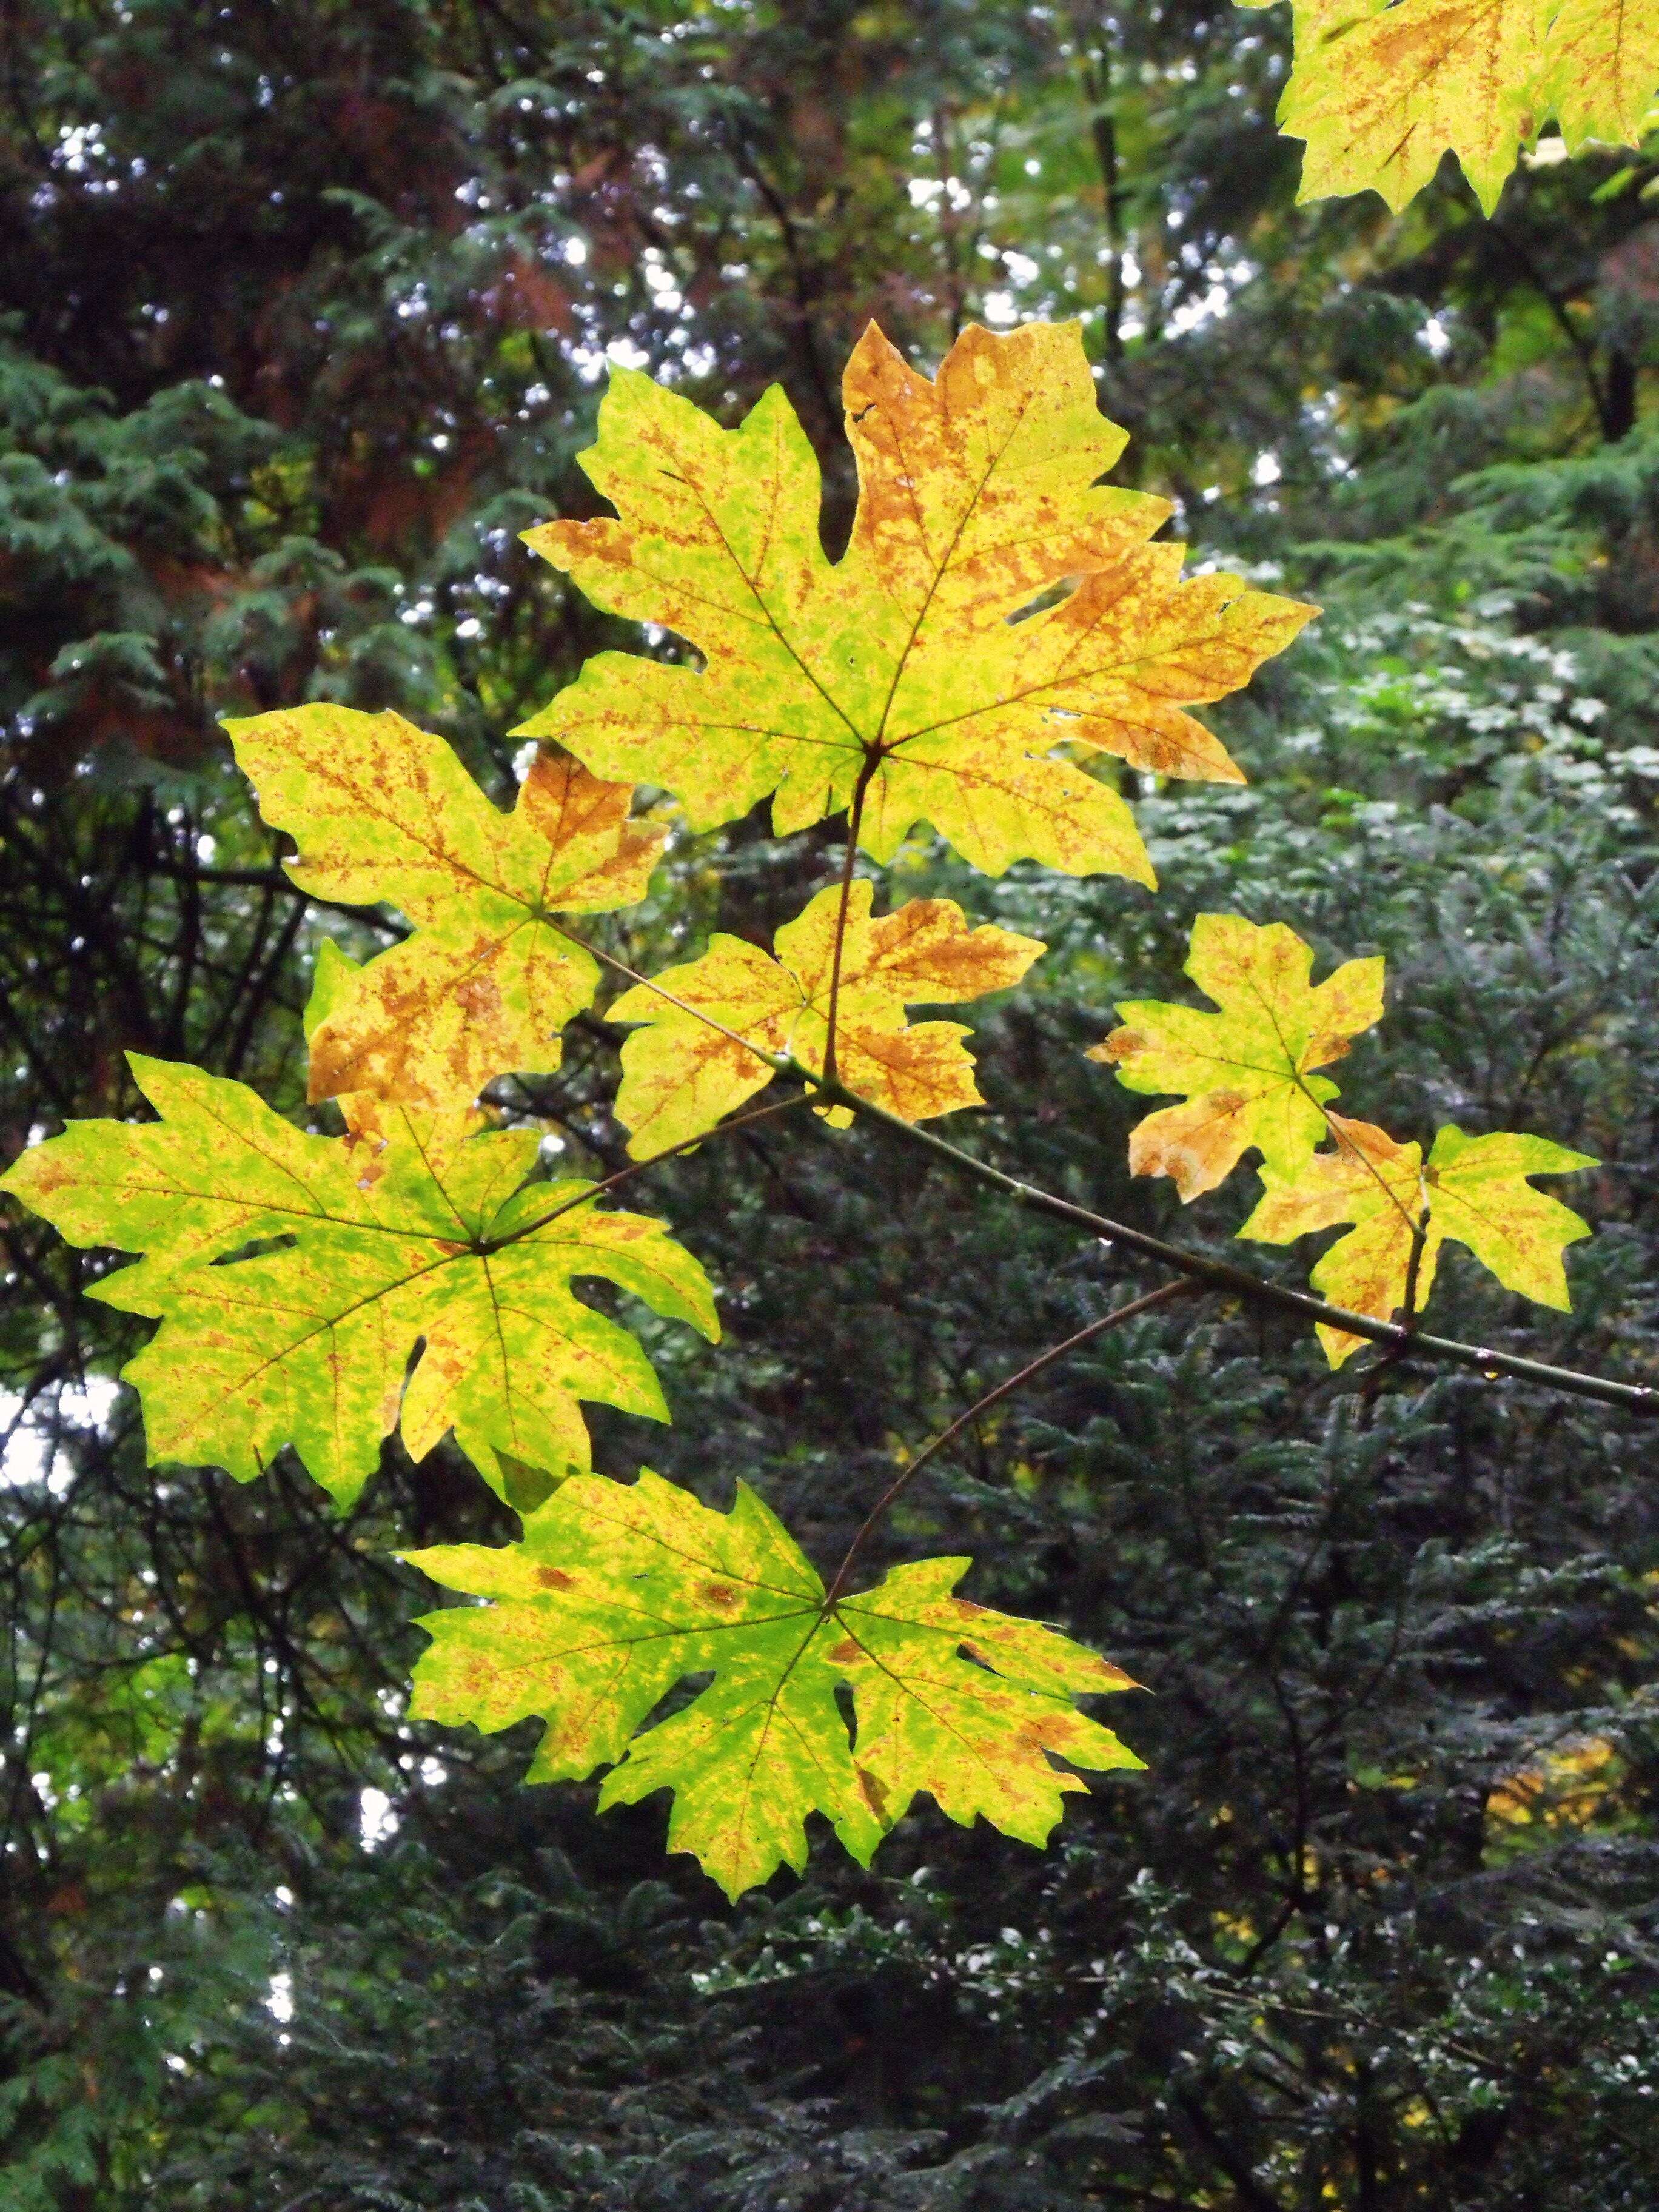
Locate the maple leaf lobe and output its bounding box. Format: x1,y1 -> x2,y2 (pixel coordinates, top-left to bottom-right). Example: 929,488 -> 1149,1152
1242,1110 -> 1596,1364
1094,913 -> 1385,1199
609,881 -> 1044,1158
1245,0 -> 1659,215
840,319 -> 1166,633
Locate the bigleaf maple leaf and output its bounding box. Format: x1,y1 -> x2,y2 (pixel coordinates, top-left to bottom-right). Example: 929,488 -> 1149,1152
226,707 -> 664,1108
1241,1112 -> 1596,1362
0,1059 -> 717,1503
608,881 -> 1044,1157
406,1468 -> 1142,1899
1241,0 -> 1659,214
516,320 -> 1316,883
1092,914 -> 1386,1199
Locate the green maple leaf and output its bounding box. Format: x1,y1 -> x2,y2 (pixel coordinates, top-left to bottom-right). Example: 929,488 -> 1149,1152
609,881 -> 1044,1158
1240,1111 -> 1597,1364
1092,913 -> 1386,1199
0,1058 -> 717,1504
1240,0 -> 1659,215
224,708 -> 664,1109
405,1468 -> 1142,1899
517,320 -> 1315,883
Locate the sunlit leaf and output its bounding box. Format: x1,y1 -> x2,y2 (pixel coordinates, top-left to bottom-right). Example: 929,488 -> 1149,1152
1239,0 -> 1659,215
1240,1111 -> 1596,1363
517,320 -> 1315,882
1092,913 -> 1385,1199
406,1468 -> 1142,1899
0,1058 -> 717,1502
226,706 -> 663,1107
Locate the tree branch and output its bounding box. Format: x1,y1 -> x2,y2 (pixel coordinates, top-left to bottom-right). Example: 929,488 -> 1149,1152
787,1059 -> 1657,1418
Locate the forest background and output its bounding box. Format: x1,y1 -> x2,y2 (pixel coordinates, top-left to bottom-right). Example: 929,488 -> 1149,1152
3,1 -> 1659,2205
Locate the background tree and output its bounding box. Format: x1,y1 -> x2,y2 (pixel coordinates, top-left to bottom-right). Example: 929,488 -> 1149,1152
2,1 -> 1658,2205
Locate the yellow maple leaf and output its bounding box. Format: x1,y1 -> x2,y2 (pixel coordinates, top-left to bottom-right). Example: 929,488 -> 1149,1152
1241,1111 -> 1597,1364
225,706 -> 663,1108
1091,913 -> 1386,1199
1543,0 -> 1659,150
517,321 -> 1316,883
0,1059 -> 718,1504
607,881 -> 1044,1158
1244,0 -> 1659,215
406,1469 -> 1141,1899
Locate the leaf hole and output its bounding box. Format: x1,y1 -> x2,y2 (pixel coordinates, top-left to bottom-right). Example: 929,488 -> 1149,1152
1005,577 -> 1077,627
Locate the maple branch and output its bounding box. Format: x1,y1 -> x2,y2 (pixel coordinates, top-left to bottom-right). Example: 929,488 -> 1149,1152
823,1279 -> 1199,1605
533,922 -> 1646,1416
785,1060 -> 1658,1418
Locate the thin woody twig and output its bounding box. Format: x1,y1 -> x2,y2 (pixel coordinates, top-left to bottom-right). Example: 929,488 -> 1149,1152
788,1057 -> 1657,1419
238,857 -> 1652,1419
1400,1204 -> 1432,1329
823,1279 -> 1200,1604
1358,1202 -> 1432,1418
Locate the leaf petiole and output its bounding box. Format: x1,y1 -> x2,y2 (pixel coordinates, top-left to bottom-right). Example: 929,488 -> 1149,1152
823,1278 -> 1202,1604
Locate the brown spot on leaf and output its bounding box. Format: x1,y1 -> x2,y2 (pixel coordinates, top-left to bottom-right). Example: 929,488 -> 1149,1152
699,1581 -> 739,1609
455,974 -> 504,1018
536,1566 -> 574,1592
